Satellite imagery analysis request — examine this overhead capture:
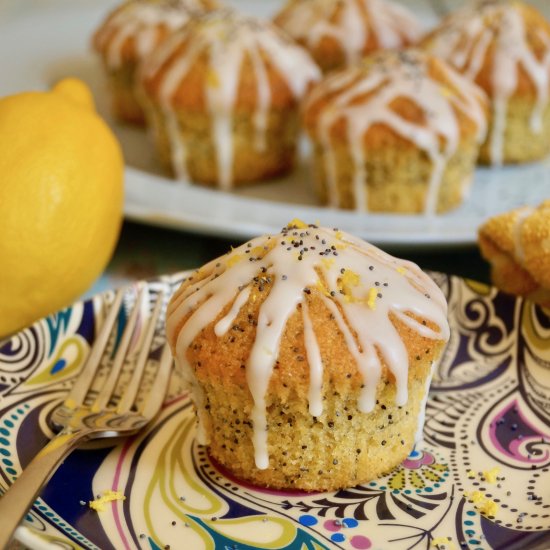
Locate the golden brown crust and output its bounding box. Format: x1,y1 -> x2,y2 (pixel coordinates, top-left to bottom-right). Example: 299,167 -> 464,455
139,29 -> 315,113
478,201 -> 550,304
421,2 -> 550,101
92,0 -> 218,123
92,0 -> 218,64
304,54 -> 487,146
274,0 -> 420,74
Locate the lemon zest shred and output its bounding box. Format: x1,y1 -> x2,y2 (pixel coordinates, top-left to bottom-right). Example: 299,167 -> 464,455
287,218 -> 308,229
226,254 -> 243,267
396,266 -> 407,275
440,85 -> 454,98
367,287 -> 378,310
250,246 -> 265,257
464,490 -> 499,517
207,69 -> 220,88
316,279 -> 331,297
431,537 -> 455,549
483,466 -> 500,484
89,490 -> 126,512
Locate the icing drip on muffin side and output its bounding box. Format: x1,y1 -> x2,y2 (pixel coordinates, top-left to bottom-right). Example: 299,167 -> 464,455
166,222 -> 450,469
275,0 -> 421,67
94,0 -> 213,69
305,50 -> 487,214
423,0 -> 550,165
141,10 -> 321,188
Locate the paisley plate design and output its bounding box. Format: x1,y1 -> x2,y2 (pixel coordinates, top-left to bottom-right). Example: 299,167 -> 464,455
1,271 -> 549,550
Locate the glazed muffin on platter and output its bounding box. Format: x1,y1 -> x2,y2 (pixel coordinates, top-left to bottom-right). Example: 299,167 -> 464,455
302,50 -> 488,214
421,0 -> 550,165
478,201 -> 550,306
166,220 -> 450,491
273,0 -> 422,74
138,10 -> 321,189
92,0 -> 218,124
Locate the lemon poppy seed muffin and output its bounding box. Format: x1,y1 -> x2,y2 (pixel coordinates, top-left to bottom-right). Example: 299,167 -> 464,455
138,10 -> 321,189
92,0 -> 218,123
421,0 -> 550,165
303,50 -> 488,214
273,0 -> 422,74
478,201 -> 550,305
166,221 -> 450,491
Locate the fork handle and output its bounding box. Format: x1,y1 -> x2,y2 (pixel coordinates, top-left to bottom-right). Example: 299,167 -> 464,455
0,428 -> 91,548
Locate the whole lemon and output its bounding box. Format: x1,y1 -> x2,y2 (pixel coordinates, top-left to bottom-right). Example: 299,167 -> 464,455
0,78 -> 124,337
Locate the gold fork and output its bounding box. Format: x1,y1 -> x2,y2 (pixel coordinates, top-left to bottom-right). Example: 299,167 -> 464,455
0,285 -> 173,547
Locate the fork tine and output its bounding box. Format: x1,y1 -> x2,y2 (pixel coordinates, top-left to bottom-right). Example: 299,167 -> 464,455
64,288 -> 125,409
91,286 -> 145,412
117,291 -> 165,414
140,344 -> 173,419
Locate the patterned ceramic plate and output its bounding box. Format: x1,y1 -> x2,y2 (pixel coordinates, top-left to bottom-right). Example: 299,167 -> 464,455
1,272 -> 549,550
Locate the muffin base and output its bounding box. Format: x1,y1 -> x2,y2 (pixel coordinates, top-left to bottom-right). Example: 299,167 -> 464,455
479,96 -> 550,165
310,138 -> 479,213
203,374 -> 431,492
143,103 -> 299,186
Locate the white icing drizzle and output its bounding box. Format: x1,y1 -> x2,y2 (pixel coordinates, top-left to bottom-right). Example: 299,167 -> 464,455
414,358 -> 437,445
301,300 -> 324,417
141,10 -> 320,188
423,0 -> 550,165
304,50 -> 487,213
94,0 -> 212,69
166,224 -> 450,469
275,0 -> 422,68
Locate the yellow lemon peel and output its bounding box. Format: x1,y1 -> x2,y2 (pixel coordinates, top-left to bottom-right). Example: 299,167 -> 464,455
287,218 -> 308,229
207,69 -> 220,88
226,254 -> 243,267
339,270 -> 361,302
483,467 -> 500,484
464,491 -> 499,517
431,537 -> 455,549
367,287 -> 378,310
0,78 -> 123,337
251,246 -> 266,257
89,490 -> 126,512
316,280 -> 331,297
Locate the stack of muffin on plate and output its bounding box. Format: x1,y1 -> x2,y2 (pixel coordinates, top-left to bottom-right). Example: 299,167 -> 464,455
93,0 -> 550,214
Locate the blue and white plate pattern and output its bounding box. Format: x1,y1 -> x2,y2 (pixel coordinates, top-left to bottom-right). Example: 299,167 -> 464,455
0,272 -> 549,549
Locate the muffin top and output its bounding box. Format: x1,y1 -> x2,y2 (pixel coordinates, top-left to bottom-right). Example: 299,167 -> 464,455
303,50 -> 488,213
421,0 -> 550,163
274,0 -> 422,70
139,9 -> 321,112
93,0 -> 218,69
166,221 -> 450,468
